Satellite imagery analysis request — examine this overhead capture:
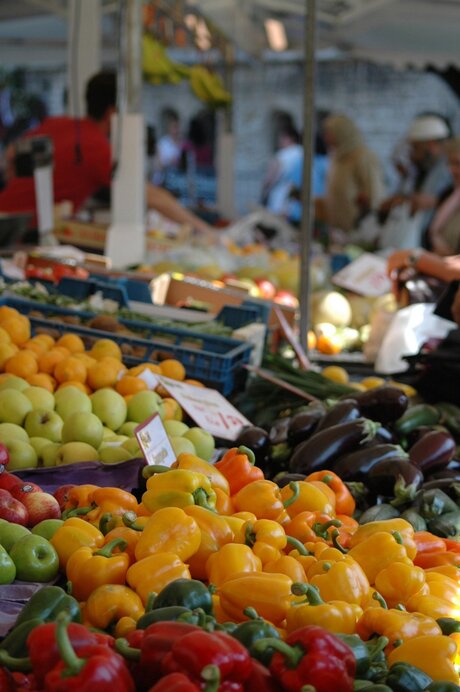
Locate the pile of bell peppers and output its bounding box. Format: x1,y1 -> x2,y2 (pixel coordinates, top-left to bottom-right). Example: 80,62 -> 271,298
1,448 -> 460,690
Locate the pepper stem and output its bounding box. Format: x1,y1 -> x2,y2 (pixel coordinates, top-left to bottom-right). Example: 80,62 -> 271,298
114,637 -> 141,661
252,637 -> 303,668
93,537 -> 127,558
0,650 -> 32,673
283,482 -> 300,508
372,591 -> 388,609
237,446 -> 255,465
286,536 -> 310,555
303,584 -> 325,606
145,592 -> 157,613
193,488 -> 215,511
201,664 -> 221,692
330,529 -> 348,554
61,504 -> 95,520
99,512 -> 115,535
243,607 -> 261,620
245,523 -> 256,547
367,636 -> 390,661
312,519 -> 342,539
291,582 -> 309,597
122,511 -> 144,531
55,612 -> 85,676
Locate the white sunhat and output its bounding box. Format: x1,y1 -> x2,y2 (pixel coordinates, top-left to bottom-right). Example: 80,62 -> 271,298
408,115 -> 450,142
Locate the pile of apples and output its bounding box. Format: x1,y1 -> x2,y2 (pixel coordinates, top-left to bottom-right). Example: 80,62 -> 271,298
0,376 -> 215,469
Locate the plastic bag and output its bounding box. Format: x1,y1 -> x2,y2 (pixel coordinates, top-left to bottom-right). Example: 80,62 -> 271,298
377,203 -> 424,250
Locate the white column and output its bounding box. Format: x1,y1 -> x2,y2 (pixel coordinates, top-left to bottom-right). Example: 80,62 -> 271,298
67,0 -> 101,117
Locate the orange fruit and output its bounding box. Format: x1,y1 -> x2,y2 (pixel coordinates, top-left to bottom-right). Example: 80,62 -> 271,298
90,339 -> 122,361
5,350 -> 39,379
0,306 -> 20,323
129,363 -> 162,376
34,334 -> 55,349
184,379 -> 205,388
27,373 -> 56,392
73,353 -> 97,369
87,357 -> 122,390
0,342 -> 19,371
38,348 -> 68,375
56,333 -> 85,354
57,380 -> 91,394
316,334 -> 342,355
0,327 -> 12,344
54,356 -> 87,384
24,339 -> 48,356
1,315 -> 31,345
307,330 -> 317,351
159,359 -> 186,381
115,376 -> 148,396
123,394 -> 134,404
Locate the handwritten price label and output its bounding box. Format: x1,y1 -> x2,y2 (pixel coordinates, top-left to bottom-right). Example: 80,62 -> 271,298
332,253 -> 391,297
135,413 -> 176,467
157,376 -> 252,440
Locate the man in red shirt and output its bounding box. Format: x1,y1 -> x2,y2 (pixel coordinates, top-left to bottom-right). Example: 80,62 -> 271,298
0,71 -> 211,235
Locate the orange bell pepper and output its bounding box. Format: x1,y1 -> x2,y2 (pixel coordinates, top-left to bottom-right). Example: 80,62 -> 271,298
414,531 -> 447,555
415,551 -> 460,569
63,484 -> 99,512
285,512 -> 318,543
86,487 -> 139,525
443,539 -> 460,553
103,526 -> 141,563
206,544 -> 262,586
215,488 -> 234,515
214,446 -> 264,495
279,481 -> 335,518
306,470 -> 356,515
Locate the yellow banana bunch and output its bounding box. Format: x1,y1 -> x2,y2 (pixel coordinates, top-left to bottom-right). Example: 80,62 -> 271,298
190,65 -> 232,107
142,35 -> 190,85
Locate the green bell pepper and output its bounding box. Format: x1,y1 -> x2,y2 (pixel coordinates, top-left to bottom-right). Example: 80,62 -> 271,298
136,606 -> 197,629
336,634 -> 388,680
385,662 -> 432,691
0,618 -> 42,658
152,578 -> 213,615
0,544 -> 15,584
437,617 -> 460,635
15,585 -> 81,627
425,683 -> 460,691
232,608 -> 280,666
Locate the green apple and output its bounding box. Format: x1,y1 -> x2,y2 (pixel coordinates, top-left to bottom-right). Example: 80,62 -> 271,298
23,387 -> 55,412
99,446 -> 132,464
163,420 -> 189,437
29,436 -> 55,460
127,391 -> 164,423
98,435 -> 128,449
117,422 -> 138,438
122,438 -> 141,456
9,534 -> 59,582
62,412 -> 103,449
0,376 -> 29,392
0,523 -> 30,551
183,427 -> 215,462
0,423 -> 29,443
54,386 -> 91,422
24,410 -> 63,442
102,426 -> 116,440
55,442 -> 99,465
31,519 -> 64,541
0,544 -> 15,584
91,388 -> 127,431
6,440 -> 38,470
0,389 -> 32,425
41,443 -> 60,468
169,436 -> 196,457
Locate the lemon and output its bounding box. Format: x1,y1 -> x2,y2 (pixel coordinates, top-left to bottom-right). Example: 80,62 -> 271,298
360,376 -> 386,389
321,365 -> 350,384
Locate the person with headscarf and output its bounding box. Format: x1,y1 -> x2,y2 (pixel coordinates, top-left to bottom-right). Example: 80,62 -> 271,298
323,114 -> 386,233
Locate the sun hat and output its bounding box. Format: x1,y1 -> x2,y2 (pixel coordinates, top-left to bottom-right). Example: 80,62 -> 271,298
408,115 -> 450,142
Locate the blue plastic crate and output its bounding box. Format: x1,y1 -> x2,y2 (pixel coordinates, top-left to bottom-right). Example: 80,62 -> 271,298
4,297 -> 251,395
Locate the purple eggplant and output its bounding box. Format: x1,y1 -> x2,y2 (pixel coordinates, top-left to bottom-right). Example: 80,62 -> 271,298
332,444 -> 408,482
289,418 -> 380,475
315,399 -> 361,433
409,430 -> 456,474
273,472 -> 306,488
367,459 -> 424,497
375,426 -> 397,444
235,426 -> 270,464
352,386 -> 409,424
287,402 -> 326,446
422,475 -> 460,493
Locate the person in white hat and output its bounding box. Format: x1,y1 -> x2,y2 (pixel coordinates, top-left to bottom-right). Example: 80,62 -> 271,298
380,113 -> 452,244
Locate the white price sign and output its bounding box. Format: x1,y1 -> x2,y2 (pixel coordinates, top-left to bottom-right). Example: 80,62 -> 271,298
135,413 -> 176,467
157,376 -> 252,441
332,253 -> 391,297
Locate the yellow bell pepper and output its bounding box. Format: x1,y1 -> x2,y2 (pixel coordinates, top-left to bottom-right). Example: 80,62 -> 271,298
357,606 -> 441,650
127,552 -> 191,605
374,562 -> 428,608
219,572 -> 293,624
134,507 -> 201,562
244,519 -> 287,565
426,565 -> 460,582
348,532 -> 412,584
66,537 -> 130,601
406,592 -> 460,619
84,584 -> 144,630
425,572 -> 460,605
348,518 -> 417,560
103,526 -> 141,564
361,587 -> 388,610
232,480 -> 285,520
173,453 -> 230,495
114,616 -> 137,638
264,555 -> 307,583
183,506 -> 233,580
50,517 -> 104,570
142,469 -> 217,513
388,634 -> 459,683
286,583 -> 362,634
280,481 -> 335,518
223,516 -> 247,543
309,555 -> 370,606
206,544 -> 261,586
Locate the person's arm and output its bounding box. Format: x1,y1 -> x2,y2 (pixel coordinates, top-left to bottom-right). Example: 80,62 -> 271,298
387,248 -> 460,282
145,183 -> 213,235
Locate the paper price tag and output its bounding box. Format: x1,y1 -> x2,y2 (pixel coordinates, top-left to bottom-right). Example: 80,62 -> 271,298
332,253 -> 391,297
135,413 -> 176,467
156,376 -> 252,441
137,369 -> 160,390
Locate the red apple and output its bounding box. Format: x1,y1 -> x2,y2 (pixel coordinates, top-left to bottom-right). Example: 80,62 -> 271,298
0,471 -> 22,492
10,482 -> 43,502
22,491 -> 61,527
0,443 -> 9,467
255,278 -> 277,300
53,484 -> 76,512
0,488 -> 29,525
274,290 -> 299,309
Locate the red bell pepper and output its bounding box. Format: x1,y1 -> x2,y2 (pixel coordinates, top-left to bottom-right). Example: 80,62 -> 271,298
116,621 -> 201,690
253,625 -> 356,692
214,446 -> 264,495
243,659 -> 282,691
43,614 -> 134,692
162,630 -> 252,689
148,673 -> 200,692
0,667 -> 16,692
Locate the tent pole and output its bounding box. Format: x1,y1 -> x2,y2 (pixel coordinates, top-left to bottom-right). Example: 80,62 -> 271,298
298,0 -> 316,353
